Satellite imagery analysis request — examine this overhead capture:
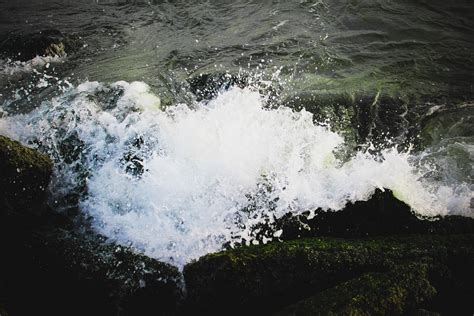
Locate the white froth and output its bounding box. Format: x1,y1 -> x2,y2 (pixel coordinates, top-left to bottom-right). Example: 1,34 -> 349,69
0,81 -> 471,267
0,55 -> 66,76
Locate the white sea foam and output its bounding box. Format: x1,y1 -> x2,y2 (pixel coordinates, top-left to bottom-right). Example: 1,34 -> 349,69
0,55 -> 65,77
0,81 -> 471,267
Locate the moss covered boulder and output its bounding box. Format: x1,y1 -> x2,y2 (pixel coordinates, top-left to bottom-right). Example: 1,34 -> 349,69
184,234 -> 474,315
276,263 -> 437,316
0,135 -> 53,218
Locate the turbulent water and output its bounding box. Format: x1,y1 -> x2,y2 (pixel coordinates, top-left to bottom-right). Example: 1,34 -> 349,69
0,0 -> 473,267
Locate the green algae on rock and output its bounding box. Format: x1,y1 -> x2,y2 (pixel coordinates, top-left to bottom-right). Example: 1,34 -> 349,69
276,263 -> 437,316
0,135 -> 53,218
183,234 -> 474,315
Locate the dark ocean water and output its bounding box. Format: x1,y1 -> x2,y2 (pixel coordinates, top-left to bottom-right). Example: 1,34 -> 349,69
0,0 -> 473,265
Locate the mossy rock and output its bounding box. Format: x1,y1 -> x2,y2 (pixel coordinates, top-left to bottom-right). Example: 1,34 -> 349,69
0,135 -> 53,218
275,263 -> 436,315
183,234 -> 474,314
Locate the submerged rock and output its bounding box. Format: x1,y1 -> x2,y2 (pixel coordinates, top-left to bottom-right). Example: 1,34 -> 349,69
187,72 -> 279,104
0,135 -> 53,219
0,29 -> 81,61
282,91 -> 409,146
188,73 -> 249,101
183,234 -> 474,315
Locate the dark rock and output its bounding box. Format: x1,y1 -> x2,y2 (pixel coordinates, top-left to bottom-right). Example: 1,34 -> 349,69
419,105 -> 474,147
187,71 -> 280,105
0,135 -> 53,219
188,73 -> 249,101
2,227 -> 183,316
0,135 -> 182,315
424,245 -> 474,316
0,29 -> 82,61
282,91 -> 409,145
275,263 -> 436,316
412,310 -> 441,316
274,189 -> 474,241
183,234 -> 474,315
1,137 -> 472,315
0,305 -> 8,316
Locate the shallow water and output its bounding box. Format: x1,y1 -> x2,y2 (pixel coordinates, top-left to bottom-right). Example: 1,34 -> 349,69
0,0 -> 473,267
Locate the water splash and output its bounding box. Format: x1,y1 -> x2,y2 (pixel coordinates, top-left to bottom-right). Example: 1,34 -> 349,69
0,55 -> 66,77
0,81 -> 471,267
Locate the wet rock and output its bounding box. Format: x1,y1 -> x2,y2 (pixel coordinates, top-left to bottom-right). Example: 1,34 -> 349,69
274,189 -> 474,241
275,263 -> 436,316
0,135 -> 182,315
183,234 -> 474,315
188,73 -> 249,101
282,91 -> 409,145
38,229 -> 183,316
0,135 -> 53,219
420,105 -> 474,146
2,227 -> 183,316
0,29 -> 81,61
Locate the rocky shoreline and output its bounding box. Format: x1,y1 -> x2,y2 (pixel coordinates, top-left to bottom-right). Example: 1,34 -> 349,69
1,135 -> 473,315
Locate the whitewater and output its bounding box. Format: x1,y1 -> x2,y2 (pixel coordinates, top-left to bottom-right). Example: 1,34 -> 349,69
0,81 -> 471,267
